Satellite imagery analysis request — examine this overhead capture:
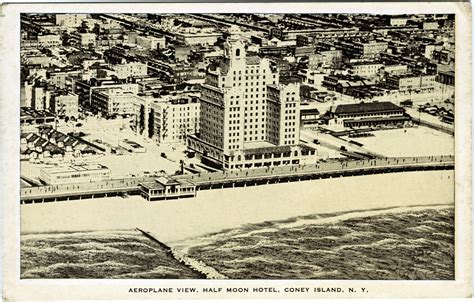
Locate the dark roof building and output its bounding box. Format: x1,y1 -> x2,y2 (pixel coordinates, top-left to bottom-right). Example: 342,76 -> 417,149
333,101 -> 403,116
330,101 -> 411,129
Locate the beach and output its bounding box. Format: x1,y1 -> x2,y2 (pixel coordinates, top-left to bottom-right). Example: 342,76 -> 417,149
21,170 -> 454,243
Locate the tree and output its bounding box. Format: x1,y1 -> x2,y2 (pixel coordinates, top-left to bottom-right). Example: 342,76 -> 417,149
148,108 -> 154,138
139,105 -> 145,135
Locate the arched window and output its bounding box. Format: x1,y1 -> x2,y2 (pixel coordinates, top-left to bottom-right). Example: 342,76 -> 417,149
235,48 -> 240,57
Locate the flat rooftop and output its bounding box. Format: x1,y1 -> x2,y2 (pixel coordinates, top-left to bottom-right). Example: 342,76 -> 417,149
41,164 -> 109,175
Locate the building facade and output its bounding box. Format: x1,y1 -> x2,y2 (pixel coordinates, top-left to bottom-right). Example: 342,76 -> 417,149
175,31 -> 221,46
136,35 -> 166,50
55,14 -> 87,27
40,164 -> 110,185
134,96 -> 201,144
329,101 -> 411,128
37,34 -> 61,48
349,62 -> 384,78
112,62 -> 148,79
187,26 -> 318,170
386,74 -> 437,92
50,93 -> 79,118
90,84 -> 141,117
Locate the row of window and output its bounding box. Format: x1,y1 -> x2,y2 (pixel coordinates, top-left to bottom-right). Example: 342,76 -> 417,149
244,124 -> 264,129
171,112 -> 199,117
232,75 -> 267,81
243,136 -> 265,142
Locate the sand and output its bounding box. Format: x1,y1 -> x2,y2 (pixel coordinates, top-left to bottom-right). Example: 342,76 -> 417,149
21,170 -> 454,243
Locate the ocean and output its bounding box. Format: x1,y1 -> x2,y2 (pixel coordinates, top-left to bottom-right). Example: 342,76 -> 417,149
21,206 -> 454,280
21,230 -> 205,279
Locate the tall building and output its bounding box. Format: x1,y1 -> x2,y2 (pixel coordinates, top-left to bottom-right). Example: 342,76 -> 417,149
134,95 -> 200,144
187,26 -> 318,170
55,14 -> 87,27
90,84 -> 141,117
49,93 -> 79,119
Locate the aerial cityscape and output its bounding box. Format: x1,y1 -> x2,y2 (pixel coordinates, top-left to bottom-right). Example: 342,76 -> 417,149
20,13 -> 455,280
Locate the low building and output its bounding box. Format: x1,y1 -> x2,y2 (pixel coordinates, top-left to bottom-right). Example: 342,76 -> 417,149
71,32 -> 96,47
37,34 -> 61,48
328,101 -> 411,128
175,45 -> 191,62
308,50 -> 342,70
39,164 -> 110,185
112,62 -> 148,79
386,74 -> 437,92
300,107 -> 320,125
423,21 -> 440,30
349,62 -> 384,78
383,64 -> 408,75
438,71 -> 455,86
136,35 -> 166,50
175,31 -> 221,46
390,17 -> 408,27
20,107 -> 55,126
337,40 -> 388,60
139,176 -> 196,201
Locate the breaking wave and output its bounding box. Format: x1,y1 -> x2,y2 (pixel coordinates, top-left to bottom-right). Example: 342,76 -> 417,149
21,206 -> 454,280
174,205 -> 454,280
21,230 -> 204,279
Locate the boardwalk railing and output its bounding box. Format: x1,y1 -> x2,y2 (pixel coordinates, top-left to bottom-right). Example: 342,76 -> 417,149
20,155 -> 454,203
412,117 -> 455,135
175,155 -> 454,185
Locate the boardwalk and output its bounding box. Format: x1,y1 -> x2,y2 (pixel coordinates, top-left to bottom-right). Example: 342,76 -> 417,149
20,155 -> 454,203
176,155 -> 454,185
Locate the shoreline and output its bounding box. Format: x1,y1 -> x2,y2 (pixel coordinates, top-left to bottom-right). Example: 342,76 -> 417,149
21,170 -> 454,242
171,204 -> 453,254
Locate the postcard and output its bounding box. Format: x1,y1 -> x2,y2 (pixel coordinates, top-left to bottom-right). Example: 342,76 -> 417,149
1,2 -> 472,300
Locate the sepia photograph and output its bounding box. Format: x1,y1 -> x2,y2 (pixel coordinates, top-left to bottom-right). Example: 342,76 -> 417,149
1,2 -> 472,300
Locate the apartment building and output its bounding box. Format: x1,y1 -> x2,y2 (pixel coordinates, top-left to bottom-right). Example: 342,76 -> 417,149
37,34 -> 61,48
49,92 -> 79,119
55,14 -> 88,27
349,62 -> 384,78
90,84 -> 142,117
112,62 -> 148,79
134,96 -> 201,144
386,74 -> 437,92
